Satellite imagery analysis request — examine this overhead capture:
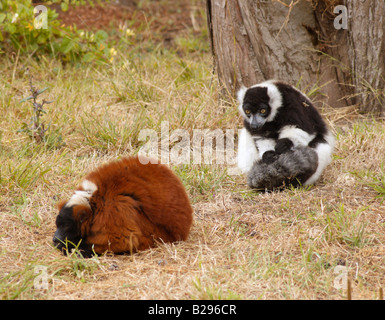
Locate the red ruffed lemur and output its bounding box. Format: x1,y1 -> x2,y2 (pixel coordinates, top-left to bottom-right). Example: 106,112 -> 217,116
53,156 -> 193,257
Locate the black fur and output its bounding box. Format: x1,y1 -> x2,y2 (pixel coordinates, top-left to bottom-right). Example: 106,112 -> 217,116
274,138 -> 294,155
53,206 -> 93,257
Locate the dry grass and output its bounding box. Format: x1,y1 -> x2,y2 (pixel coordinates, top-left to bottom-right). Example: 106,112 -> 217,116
1,3 -> 385,300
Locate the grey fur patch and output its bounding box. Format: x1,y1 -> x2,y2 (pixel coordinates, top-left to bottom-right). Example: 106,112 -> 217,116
247,145 -> 318,191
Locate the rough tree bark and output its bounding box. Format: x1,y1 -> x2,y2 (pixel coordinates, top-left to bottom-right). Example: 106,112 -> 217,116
315,0 -> 385,113
207,0 -> 385,114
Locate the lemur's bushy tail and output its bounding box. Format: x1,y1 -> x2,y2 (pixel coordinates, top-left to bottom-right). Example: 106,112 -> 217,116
247,146 -> 318,191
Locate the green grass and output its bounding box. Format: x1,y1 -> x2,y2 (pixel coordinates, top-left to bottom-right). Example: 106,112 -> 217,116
356,163 -> 385,199
174,164 -> 231,201
192,276 -> 244,300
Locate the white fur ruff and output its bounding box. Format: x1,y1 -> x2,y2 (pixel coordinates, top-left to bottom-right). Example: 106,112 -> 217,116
65,179 -> 98,208
237,128 -> 259,173
304,130 -> 335,185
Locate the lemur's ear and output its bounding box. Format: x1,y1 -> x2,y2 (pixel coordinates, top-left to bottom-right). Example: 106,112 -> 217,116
237,86 -> 247,104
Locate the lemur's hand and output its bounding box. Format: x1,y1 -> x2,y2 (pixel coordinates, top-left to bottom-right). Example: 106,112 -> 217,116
262,151 -> 278,164
275,138 -> 294,154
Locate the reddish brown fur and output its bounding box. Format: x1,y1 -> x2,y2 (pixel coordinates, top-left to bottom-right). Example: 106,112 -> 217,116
60,156 -> 193,255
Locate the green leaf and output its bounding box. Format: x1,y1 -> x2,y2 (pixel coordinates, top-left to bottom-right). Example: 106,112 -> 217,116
6,23 -> 16,34
61,38 -> 74,54
0,13 -> 6,24
82,52 -> 96,62
36,87 -> 49,95
61,2 -> 69,12
94,30 -> 108,43
20,96 -> 34,103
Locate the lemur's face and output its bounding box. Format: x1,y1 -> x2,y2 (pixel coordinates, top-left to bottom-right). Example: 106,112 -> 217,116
53,204 -> 82,253
241,87 -> 271,129
52,196 -> 92,258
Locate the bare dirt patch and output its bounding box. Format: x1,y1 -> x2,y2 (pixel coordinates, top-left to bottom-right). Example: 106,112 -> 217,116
54,0 -> 205,45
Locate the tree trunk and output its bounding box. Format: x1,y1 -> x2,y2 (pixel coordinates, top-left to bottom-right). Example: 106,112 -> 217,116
207,0 -> 385,114
314,0 -> 385,114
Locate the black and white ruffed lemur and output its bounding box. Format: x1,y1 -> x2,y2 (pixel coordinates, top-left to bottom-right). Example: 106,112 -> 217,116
237,80 -> 335,190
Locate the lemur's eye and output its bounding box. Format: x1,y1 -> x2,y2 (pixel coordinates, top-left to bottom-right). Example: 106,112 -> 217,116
260,108 -> 266,114
245,109 -> 251,115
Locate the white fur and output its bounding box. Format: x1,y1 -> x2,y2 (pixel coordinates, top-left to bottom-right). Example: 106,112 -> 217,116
237,86 -> 248,119
82,179 -> 98,194
279,125 -> 316,147
304,131 -> 335,185
65,179 -> 97,208
237,128 -> 259,173
254,137 -> 276,158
